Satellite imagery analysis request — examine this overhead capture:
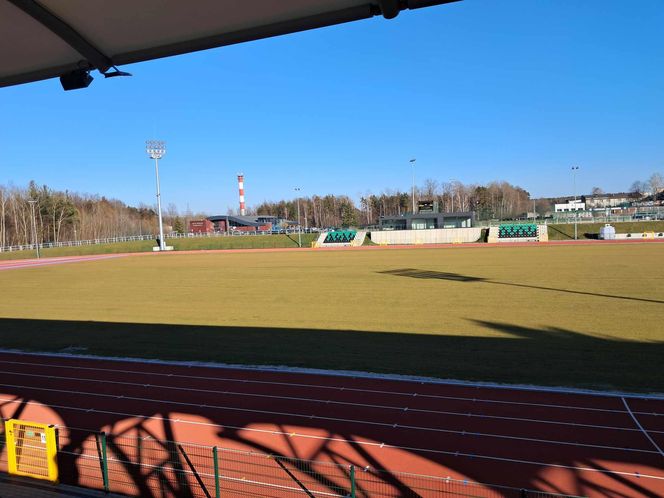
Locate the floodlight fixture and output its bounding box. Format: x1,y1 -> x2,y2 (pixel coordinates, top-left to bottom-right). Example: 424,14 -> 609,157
59,69 -> 93,91
146,140 -> 166,160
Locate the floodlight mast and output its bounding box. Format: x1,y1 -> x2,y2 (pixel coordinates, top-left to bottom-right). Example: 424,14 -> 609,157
146,140 -> 166,251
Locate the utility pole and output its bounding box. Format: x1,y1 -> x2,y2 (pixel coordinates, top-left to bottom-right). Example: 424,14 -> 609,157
28,200 -> 40,259
294,187 -> 302,248
409,159 -> 416,213
572,166 -> 580,240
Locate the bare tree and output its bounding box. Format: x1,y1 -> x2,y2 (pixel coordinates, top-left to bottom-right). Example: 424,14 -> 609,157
630,181 -> 647,197
649,173 -> 663,200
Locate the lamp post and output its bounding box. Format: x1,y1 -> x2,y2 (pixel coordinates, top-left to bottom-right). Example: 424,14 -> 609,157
572,166 -> 580,240
409,159 -> 416,213
448,179 -> 460,213
27,200 -> 40,259
294,187 -> 302,248
146,140 -> 166,251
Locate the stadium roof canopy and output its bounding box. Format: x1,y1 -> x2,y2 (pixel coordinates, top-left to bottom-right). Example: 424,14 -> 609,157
1,0 -> 460,89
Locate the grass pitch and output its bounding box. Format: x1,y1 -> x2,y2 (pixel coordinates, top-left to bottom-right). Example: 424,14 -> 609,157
0,233 -> 319,261
1,243 -> 663,392
548,221 -> 664,240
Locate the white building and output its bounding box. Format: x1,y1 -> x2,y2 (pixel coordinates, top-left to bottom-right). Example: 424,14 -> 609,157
554,199 -> 585,212
583,193 -> 634,209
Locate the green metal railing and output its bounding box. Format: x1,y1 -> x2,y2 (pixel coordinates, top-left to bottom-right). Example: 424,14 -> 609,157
0,425 -> 585,498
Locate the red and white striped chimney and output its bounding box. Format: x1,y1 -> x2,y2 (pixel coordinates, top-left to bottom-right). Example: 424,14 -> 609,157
237,174 -> 246,216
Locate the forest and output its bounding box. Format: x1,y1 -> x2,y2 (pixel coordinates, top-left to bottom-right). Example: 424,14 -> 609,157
3,173 -> 660,246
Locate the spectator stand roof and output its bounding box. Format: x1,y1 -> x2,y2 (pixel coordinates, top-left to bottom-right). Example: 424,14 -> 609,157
1,0 -> 460,89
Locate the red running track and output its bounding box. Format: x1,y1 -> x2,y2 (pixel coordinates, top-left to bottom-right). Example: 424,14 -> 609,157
0,352 -> 662,497
0,254 -> 127,271
2,237 -> 664,273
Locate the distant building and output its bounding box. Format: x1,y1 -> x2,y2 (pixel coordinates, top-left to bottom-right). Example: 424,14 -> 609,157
379,200 -> 475,230
554,200 -> 585,212
207,215 -> 296,232
188,219 -> 215,233
582,193 -> 635,210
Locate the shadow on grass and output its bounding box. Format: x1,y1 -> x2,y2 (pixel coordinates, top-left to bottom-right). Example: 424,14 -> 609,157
377,268 -> 664,304
0,317 -> 663,497
0,317 -> 662,393
547,225 -> 576,240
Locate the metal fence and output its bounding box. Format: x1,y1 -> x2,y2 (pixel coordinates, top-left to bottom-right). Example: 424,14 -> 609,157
476,212 -> 664,227
0,425 -> 584,498
0,228 -> 319,253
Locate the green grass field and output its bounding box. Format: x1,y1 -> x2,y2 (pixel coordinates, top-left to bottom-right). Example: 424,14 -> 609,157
547,220 -> 664,240
1,243 -> 662,392
0,233 -> 319,261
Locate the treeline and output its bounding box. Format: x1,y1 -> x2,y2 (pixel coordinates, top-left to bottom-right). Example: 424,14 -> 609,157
0,181 -> 164,247
252,180 -> 532,227
630,172 -> 663,200
4,174 -> 608,246
252,195 -> 359,229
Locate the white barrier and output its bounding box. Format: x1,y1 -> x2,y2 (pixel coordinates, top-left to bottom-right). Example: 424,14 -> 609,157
614,232 -> 664,240
369,228 -> 482,245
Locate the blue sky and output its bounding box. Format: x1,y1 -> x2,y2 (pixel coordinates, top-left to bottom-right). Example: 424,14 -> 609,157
1,0 -> 663,213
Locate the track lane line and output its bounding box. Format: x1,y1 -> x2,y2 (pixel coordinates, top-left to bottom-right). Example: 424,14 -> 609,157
622,397 -> 664,457
0,382 -> 656,455
1,395 -> 662,483
0,367 -> 657,435
0,254 -> 125,271
1,358 -> 660,416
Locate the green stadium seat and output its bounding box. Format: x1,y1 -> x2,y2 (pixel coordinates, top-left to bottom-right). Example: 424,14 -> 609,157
497,224 -> 538,239
324,230 -> 357,244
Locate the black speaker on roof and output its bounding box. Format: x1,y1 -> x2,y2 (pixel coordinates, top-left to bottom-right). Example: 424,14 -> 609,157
59,69 -> 93,91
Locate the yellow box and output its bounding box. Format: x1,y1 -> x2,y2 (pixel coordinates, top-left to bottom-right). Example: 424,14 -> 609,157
5,419 -> 58,483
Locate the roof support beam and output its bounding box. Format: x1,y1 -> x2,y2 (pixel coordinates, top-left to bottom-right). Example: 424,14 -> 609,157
7,0 -> 112,73
406,0 -> 462,10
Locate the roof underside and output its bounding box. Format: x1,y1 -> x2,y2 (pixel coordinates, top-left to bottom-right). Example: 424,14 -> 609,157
1,0 -> 460,88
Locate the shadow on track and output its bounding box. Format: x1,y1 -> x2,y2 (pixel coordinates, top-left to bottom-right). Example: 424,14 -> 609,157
0,317 -> 663,497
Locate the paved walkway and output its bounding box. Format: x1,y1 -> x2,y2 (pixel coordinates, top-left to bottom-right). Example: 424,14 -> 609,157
0,474 -> 125,498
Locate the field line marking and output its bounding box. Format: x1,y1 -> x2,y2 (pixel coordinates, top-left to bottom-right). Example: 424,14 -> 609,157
622,397 -> 664,457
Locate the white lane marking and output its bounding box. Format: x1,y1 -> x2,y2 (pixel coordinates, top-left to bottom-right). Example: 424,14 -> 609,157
0,381 -> 656,455
1,358 -> 661,417
0,254 -> 124,271
2,396 -> 660,483
0,368 -> 655,433
2,349 -> 663,402
622,397 -> 664,457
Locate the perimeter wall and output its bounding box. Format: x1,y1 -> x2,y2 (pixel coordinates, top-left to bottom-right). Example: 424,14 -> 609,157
369,228 -> 483,245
